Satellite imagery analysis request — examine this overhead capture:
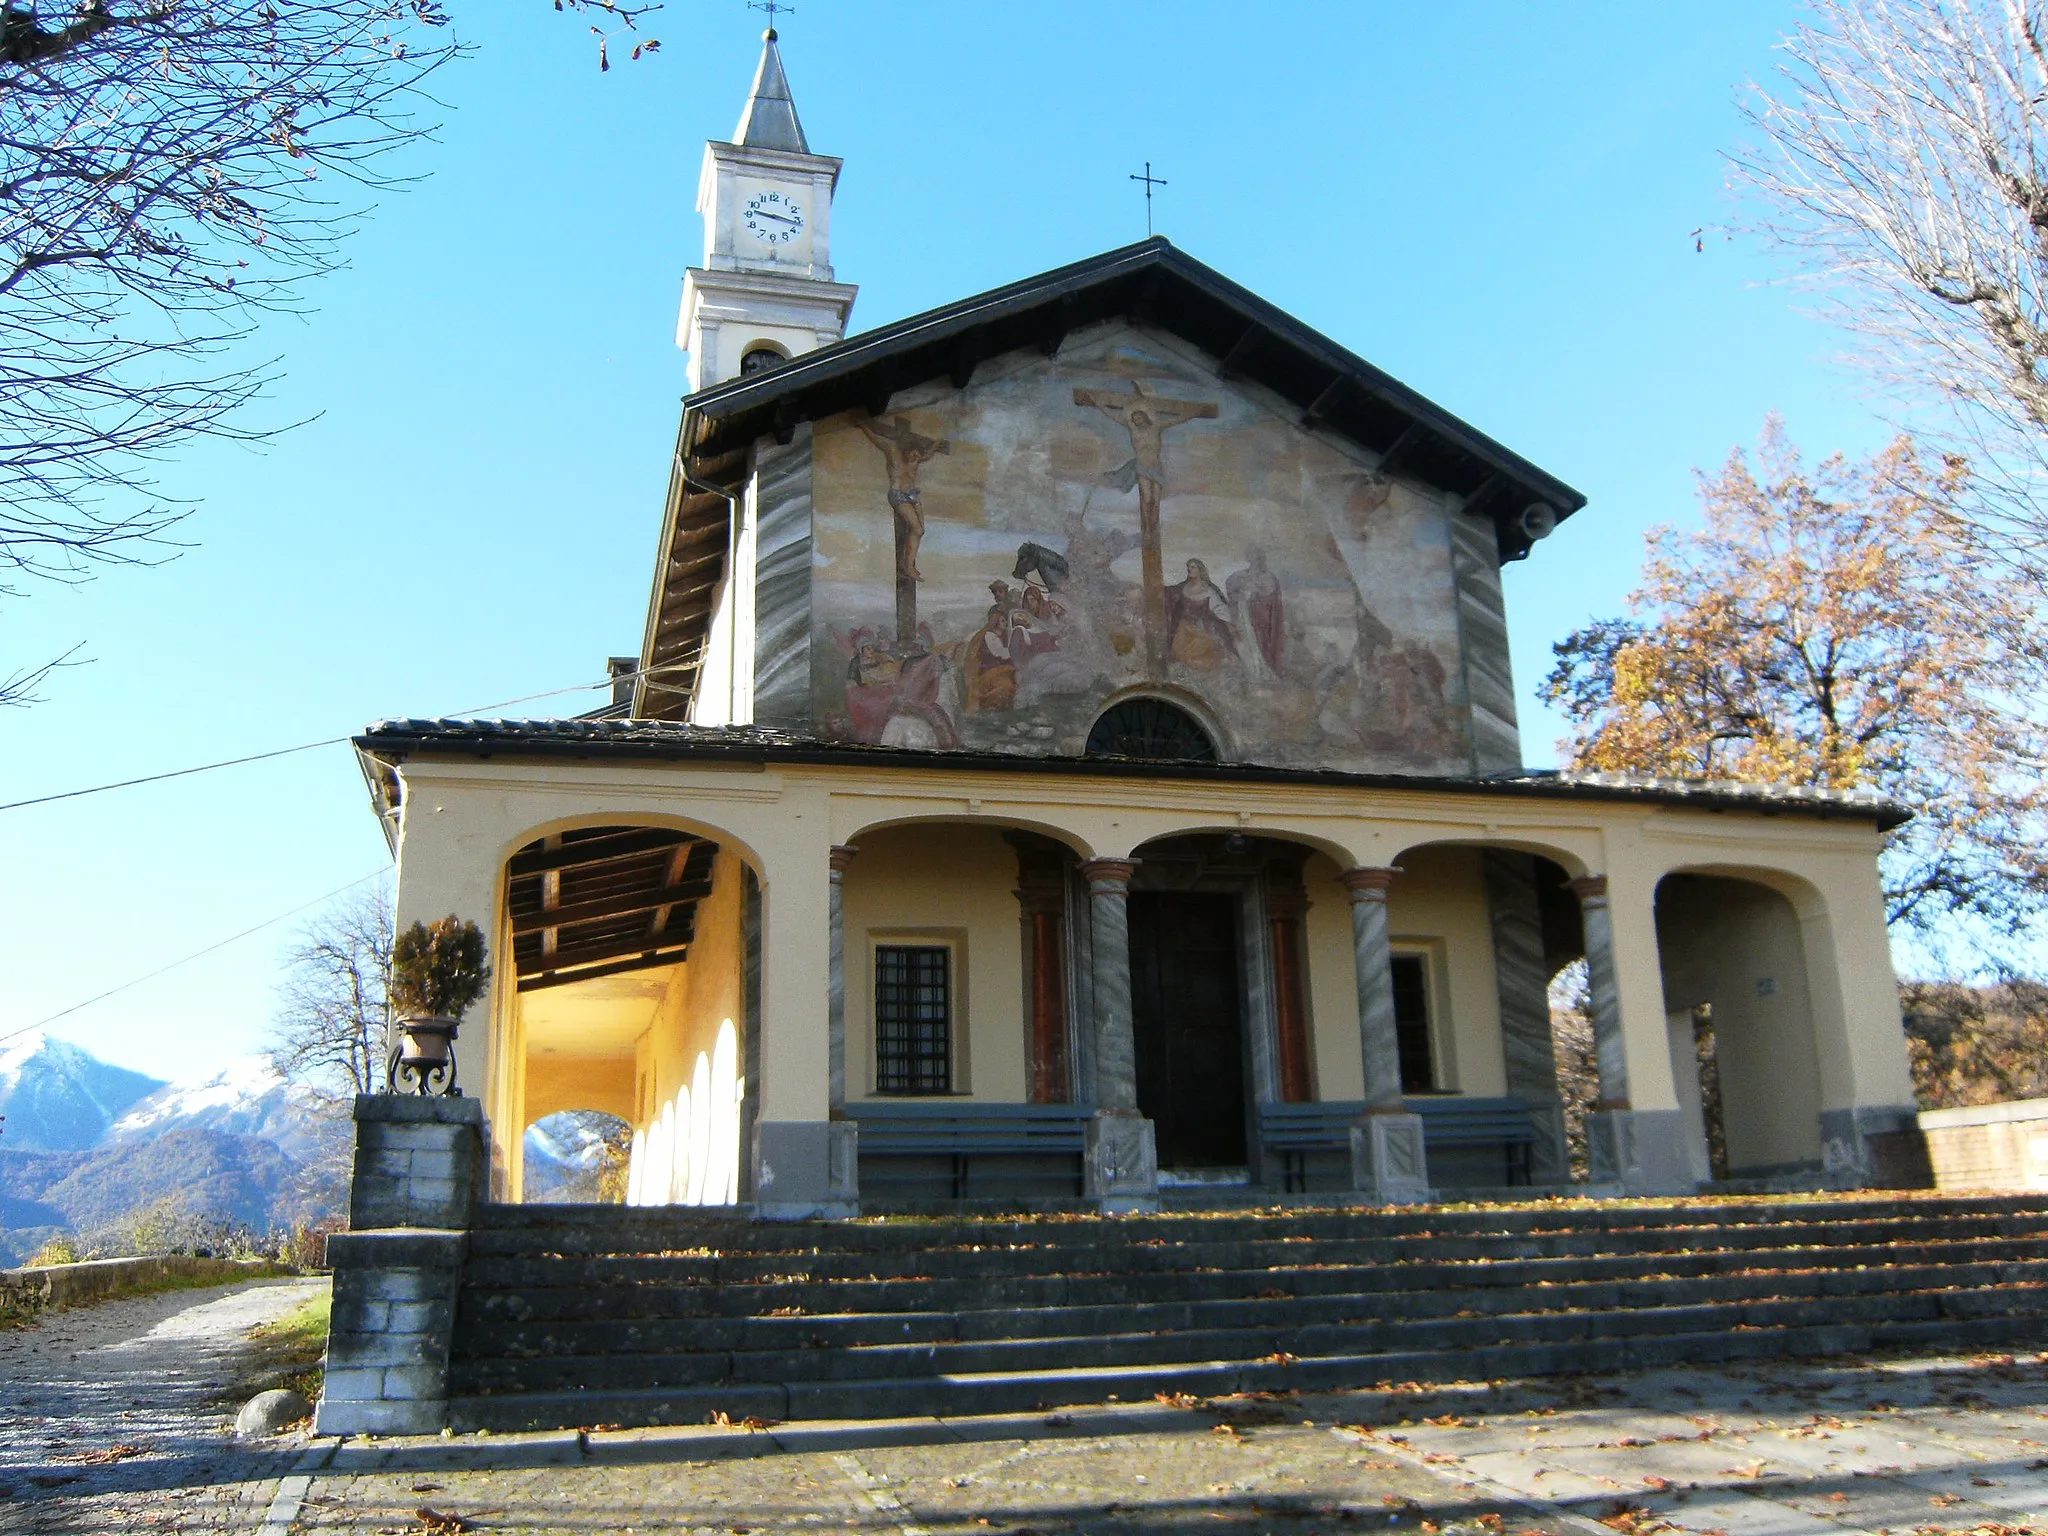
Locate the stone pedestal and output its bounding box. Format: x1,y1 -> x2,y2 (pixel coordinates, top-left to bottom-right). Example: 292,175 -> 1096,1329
1349,1111 -> 1431,1204
1084,1109 -> 1159,1213
315,1229 -> 467,1436
753,1119 -> 859,1220
1820,1104 -> 1931,1190
319,1094 -> 484,1436
1587,1107 -> 1696,1195
347,1094 -> 484,1230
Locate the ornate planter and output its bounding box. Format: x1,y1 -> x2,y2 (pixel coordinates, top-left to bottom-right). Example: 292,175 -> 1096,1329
387,1014 -> 461,1097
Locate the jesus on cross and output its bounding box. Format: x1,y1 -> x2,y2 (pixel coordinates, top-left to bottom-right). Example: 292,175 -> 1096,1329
1073,380 -> 1218,672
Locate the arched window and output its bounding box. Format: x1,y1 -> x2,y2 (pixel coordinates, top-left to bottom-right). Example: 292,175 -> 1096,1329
1085,697 -> 1218,762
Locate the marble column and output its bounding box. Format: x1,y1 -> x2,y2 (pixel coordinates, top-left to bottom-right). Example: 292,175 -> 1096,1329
1078,857 -> 1157,1210
1573,873 -> 1685,1193
1483,850 -> 1569,1185
1340,868 -> 1430,1204
824,845 -> 859,1206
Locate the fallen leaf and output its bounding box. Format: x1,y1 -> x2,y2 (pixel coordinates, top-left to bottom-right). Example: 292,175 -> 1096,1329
414,1511 -> 471,1536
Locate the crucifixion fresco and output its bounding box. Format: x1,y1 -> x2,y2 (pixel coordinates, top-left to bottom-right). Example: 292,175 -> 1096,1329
1071,381 -> 1218,672
858,414 -> 951,642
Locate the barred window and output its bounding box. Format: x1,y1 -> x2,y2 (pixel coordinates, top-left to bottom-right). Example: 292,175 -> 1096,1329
1391,954 -> 1436,1093
875,945 -> 952,1094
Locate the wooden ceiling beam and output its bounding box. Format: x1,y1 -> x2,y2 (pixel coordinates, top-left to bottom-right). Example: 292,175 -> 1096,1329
510,880 -> 713,936
1373,423 -> 1427,480
537,922 -> 698,972
507,829 -> 695,878
517,947 -> 691,992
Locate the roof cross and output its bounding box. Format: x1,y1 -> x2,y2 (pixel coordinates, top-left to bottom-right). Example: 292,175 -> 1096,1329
748,0 -> 794,31
1129,161 -> 1167,237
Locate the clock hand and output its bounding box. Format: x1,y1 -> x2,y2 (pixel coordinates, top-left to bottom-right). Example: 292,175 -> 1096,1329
751,209 -> 799,225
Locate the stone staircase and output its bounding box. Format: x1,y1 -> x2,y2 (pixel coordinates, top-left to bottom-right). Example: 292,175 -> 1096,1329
445,1194 -> 2048,1432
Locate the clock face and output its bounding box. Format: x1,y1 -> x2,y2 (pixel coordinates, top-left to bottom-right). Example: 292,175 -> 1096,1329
743,189 -> 805,246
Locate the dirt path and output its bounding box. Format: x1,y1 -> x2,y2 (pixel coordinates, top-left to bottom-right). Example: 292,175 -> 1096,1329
0,1276 -> 324,1534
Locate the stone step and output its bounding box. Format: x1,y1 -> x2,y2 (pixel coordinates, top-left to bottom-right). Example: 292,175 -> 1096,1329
448,1258 -> 2048,1360
448,1283 -> 2044,1396
462,1195 -> 2048,1255
454,1235 -> 2048,1324
444,1308 -> 2048,1433
454,1214 -> 2048,1289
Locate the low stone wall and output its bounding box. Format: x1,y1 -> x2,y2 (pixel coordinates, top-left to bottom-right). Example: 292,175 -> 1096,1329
0,1256 -> 286,1322
1919,1098 -> 2048,1191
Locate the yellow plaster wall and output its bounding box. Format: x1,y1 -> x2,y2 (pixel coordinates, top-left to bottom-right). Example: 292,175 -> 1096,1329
524,1056 -> 636,1127
842,824 -> 1027,1103
1304,853 -> 1364,1100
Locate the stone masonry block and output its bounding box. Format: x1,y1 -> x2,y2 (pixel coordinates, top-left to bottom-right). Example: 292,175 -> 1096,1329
331,1299 -> 390,1334
354,1093 -> 484,1127
328,1329 -> 443,1368
318,1366 -> 386,1401
366,1271 -> 454,1305
405,1148 -> 463,1181
378,1364 -> 451,1401
314,1397 -> 445,1437
327,1229 -> 466,1271
361,1147 -> 415,1178
387,1299 -> 453,1334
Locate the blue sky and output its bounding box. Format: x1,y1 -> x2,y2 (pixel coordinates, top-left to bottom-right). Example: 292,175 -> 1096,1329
4,2 -> 1902,1084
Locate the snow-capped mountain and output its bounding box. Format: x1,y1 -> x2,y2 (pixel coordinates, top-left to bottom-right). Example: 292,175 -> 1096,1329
107,1056 -> 343,1165
0,1033 -> 165,1152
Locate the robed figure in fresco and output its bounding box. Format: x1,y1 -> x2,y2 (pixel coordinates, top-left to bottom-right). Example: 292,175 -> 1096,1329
1165,558 -> 1239,670
1073,381 -> 1218,672
1227,544 -> 1286,675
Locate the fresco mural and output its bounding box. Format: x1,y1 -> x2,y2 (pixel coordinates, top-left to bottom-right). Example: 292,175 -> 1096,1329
808,327 -> 1472,774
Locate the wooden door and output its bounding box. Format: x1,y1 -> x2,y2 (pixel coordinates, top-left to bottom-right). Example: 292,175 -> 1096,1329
1129,891 -> 1248,1167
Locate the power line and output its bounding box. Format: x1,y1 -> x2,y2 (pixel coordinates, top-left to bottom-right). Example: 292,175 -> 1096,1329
0,868 -> 391,1051
0,671 -> 644,814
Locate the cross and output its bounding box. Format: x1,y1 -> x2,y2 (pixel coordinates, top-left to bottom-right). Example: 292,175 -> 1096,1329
1130,161 -> 1167,237
749,0 -> 794,29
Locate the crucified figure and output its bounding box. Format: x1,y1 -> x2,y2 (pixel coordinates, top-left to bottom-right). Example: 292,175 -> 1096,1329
1072,380 -> 1218,671
859,415 -> 951,583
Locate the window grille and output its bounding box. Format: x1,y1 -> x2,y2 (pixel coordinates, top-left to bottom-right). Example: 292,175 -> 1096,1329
875,944 -> 952,1094
1390,954 -> 1435,1092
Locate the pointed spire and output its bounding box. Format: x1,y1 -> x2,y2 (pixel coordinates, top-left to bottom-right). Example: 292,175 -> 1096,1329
733,28 -> 809,153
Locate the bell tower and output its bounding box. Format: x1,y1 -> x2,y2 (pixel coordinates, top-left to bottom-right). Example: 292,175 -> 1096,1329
679,28 -> 857,391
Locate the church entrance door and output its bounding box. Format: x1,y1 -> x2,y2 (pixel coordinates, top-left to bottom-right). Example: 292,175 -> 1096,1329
1128,891 -> 1248,1167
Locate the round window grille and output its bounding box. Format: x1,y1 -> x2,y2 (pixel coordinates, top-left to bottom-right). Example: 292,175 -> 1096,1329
1084,697 -> 1217,762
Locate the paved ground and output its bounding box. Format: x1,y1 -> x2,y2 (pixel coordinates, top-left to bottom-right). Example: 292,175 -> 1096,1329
0,1276 -> 324,1534
294,1347 -> 2048,1536
6,1282 -> 2048,1535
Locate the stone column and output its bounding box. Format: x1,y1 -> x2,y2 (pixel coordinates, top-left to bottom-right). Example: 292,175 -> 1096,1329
1340,868 -> 1430,1203
824,845 -> 859,1206
1078,857 -> 1157,1211
1574,874 -> 1690,1193
1483,850 -> 1569,1185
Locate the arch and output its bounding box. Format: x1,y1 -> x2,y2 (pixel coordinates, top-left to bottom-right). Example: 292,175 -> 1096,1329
1126,823 -> 1357,872
1652,869 -> 1825,1181
521,1109 -> 632,1204
1386,834 -> 1593,882
836,809 -> 1098,861
740,341 -> 790,375
1085,691 -> 1222,763
494,809 -> 767,884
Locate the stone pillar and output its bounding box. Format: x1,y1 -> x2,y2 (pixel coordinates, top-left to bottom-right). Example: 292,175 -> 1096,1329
821,845 -> 860,1209
1482,850 -> 1569,1184
316,1095 -> 483,1436
1574,875 -> 1692,1194
1010,837 -> 1072,1103
1340,868 -> 1430,1204
1078,857 -> 1157,1211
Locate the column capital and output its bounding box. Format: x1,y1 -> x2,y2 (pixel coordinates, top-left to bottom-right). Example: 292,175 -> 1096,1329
1568,874 -> 1610,908
1339,866 -> 1400,902
1079,857 -> 1139,894
828,844 -> 859,878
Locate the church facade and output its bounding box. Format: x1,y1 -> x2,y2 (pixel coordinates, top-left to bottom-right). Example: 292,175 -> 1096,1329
353,32 -> 1922,1217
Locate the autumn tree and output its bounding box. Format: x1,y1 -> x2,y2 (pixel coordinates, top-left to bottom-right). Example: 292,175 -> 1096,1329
1732,0 -> 2048,542
270,885 -> 395,1103
0,0 -> 656,705
1543,419 -> 2048,944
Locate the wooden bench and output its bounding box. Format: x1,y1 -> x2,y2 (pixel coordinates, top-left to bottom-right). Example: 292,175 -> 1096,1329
854,1101 -> 1091,1198
1259,1097 -> 1539,1191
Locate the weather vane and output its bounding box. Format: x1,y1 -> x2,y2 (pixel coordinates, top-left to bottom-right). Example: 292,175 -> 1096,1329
1130,162 -> 1167,238
749,0 -> 794,29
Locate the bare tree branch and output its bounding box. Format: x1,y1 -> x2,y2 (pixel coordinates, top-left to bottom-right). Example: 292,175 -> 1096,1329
270,883 -> 394,1103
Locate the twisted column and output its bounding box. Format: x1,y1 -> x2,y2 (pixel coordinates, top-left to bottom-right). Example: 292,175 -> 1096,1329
827,845 -> 858,1117
1339,867 -> 1406,1111
1569,875 -> 1631,1111
1079,858 -> 1140,1111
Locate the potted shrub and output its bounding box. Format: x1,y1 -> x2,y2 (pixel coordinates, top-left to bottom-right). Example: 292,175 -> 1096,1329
386,915 -> 491,1096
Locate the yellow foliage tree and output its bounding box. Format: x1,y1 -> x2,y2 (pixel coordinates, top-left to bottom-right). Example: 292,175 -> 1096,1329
1543,418 -> 2048,941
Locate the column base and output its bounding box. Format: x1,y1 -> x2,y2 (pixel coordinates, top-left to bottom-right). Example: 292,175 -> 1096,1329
1587,1108 -> 1697,1195
1350,1112 -> 1430,1204
1819,1105 -> 1932,1190
1084,1110 -> 1159,1213
752,1120 -> 859,1220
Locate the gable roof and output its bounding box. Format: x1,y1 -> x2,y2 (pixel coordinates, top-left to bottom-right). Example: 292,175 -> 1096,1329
641,237 -> 1587,717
